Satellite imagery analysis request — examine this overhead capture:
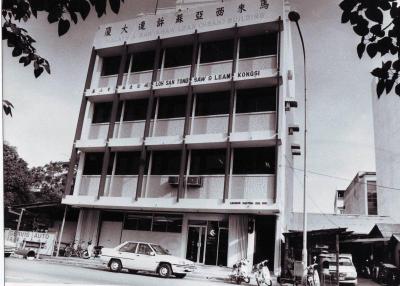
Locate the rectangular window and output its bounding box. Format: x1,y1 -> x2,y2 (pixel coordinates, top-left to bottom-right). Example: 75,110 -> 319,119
123,99 -> 148,121
236,87 -> 276,113
92,102 -> 113,123
114,152 -> 141,175
164,45 -> 193,68
131,50 -> 156,72
200,39 -> 234,63
137,243 -> 153,255
239,33 -> 277,58
367,181 -> 377,215
151,150 -> 181,175
195,92 -> 229,116
83,152 -> 104,175
233,147 -> 275,174
101,56 -> 122,76
190,149 -> 226,175
119,242 -> 138,253
157,95 -> 186,119
123,213 -> 182,233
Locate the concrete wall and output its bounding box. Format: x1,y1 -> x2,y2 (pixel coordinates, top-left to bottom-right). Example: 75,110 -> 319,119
49,220 -> 77,244
372,87 -> 400,223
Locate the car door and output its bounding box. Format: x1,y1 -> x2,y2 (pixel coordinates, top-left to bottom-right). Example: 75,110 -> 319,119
116,242 -> 138,269
133,243 -> 159,272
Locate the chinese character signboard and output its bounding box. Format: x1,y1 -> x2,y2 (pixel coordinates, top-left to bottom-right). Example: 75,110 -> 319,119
94,0 -> 282,49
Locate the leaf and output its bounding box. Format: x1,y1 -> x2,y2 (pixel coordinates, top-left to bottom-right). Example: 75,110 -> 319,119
353,23 -> 369,36
371,67 -> 383,77
376,79 -> 385,97
3,106 -> 12,116
95,0 -> 107,17
77,0 -> 91,20
48,13 -> 59,24
58,19 -> 70,36
395,84 -> 400,96
341,11 -> 351,23
365,7 -> 383,23
44,63 -> 51,74
370,24 -> 384,37
366,43 -> 378,58
19,56 -> 27,63
3,100 -> 14,108
393,60 -> 400,71
385,79 -> 395,93
12,47 -> 22,57
339,0 -> 358,12
378,0 -> 391,11
357,41 -> 365,58
34,66 -> 44,78
69,11 -> 78,24
109,0 -> 120,14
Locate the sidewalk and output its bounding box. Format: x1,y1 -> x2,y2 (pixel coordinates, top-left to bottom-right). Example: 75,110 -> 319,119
36,256 -> 278,285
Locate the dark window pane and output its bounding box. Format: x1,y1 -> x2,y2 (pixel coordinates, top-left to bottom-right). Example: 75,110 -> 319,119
166,215 -> 183,233
195,92 -> 229,116
151,151 -> 181,175
131,50 -> 156,72
137,243 -> 153,255
92,102 -> 113,123
115,152 -> 141,175
236,87 -> 276,113
233,147 -> 275,174
101,56 -> 122,76
157,95 -> 186,119
124,213 -> 152,231
123,99 -> 148,121
239,33 -> 277,58
164,45 -> 193,68
190,149 -> 226,175
83,153 -> 104,175
205,221 -> 219,265
102,211 -> 123,222
200,39 -> 234,63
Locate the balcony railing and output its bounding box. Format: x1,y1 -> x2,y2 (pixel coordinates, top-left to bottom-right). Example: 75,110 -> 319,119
184,175 -> 225,199
125,70 -> 153,87
143,175 -> 178,198
158,65 -> 191,82
88,123 -> 109,140
234,112 -> 276,132
236,55 -> 277,74
105,175 -> 137,198
114,121 -> 145,138
98,75 -> 118,89
229,175 -> 275,201
191,114 -> 228,135
152,118 -> 185,137
78,175 -> 101,196
196,60 -> 233,78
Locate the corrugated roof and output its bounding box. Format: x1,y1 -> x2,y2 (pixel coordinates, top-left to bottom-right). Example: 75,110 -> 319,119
371,223 -> 400,238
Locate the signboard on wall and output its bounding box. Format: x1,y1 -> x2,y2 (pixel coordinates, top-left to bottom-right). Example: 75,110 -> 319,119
5,230 -> 57,256
94,0 -> 283,49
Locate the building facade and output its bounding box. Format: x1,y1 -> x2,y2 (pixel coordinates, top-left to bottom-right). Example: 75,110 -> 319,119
343,172 -> 377,216
62,0 -> 299,273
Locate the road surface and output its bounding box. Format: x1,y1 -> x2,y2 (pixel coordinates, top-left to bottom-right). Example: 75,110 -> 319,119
5,257 -> 226,285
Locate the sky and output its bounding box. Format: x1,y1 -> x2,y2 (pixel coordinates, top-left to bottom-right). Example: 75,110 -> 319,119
3,0 -> 378,213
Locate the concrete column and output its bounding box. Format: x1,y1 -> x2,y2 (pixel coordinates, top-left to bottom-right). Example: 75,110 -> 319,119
247,218 -> 256,266
274,214 -> 283,276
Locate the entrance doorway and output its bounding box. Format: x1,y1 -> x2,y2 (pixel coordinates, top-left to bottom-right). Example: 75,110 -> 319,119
253,215 -> 276,270
186,220 -> 228,266
186,226 -> 206,263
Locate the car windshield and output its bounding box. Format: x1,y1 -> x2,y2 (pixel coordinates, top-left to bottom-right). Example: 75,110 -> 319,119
329,258 -> 353,267
151,244 -> 168,255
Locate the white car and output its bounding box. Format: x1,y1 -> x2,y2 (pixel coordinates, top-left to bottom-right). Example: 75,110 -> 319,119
326,254 -> 358,285
100,241 -> 195,278
4,240 -> 16,257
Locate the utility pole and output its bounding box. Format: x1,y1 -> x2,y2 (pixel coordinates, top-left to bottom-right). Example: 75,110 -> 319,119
9,207 -> 25,244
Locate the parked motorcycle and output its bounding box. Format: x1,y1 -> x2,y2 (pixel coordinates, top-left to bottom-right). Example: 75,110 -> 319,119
64,240 -> 90,259
253,260 -> 272,286
230,258 -> 251,284
359,259 -> 372,278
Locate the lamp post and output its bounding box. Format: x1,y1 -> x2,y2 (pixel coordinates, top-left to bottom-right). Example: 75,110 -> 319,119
288,10 -> 308,270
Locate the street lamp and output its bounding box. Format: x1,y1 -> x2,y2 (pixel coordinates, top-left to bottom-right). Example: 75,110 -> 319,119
288,10 -> 308,270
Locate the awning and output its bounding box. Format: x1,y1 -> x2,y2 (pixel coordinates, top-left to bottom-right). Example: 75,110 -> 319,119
342,237 -> 390,243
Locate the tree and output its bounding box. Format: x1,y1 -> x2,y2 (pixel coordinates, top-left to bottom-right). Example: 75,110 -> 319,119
30,161 -> 72,202
3,143 -> 34,206
339,0 -> 400,97
2,0 -> 124,78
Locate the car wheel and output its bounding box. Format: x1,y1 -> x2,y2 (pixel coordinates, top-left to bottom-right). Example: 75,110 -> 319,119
109,259 -> 122,272
128,270 -> 138,274
157,263 -> 172,278
4,253 -> 11,257
175,274 -> 186,278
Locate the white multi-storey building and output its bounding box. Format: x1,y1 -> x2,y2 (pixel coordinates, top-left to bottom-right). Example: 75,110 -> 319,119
62,0 -> 299,273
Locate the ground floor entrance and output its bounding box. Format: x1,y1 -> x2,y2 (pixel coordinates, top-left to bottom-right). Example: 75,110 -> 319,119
186,220 -> 228,266
74,208 -> 280,270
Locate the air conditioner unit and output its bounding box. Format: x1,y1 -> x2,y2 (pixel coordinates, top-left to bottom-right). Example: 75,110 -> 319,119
168,176 -> 179,186
187,176 -> 203,187
285,99 -> 298,111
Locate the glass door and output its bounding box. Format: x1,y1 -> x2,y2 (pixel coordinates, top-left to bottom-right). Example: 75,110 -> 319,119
186,226 -> 206,263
